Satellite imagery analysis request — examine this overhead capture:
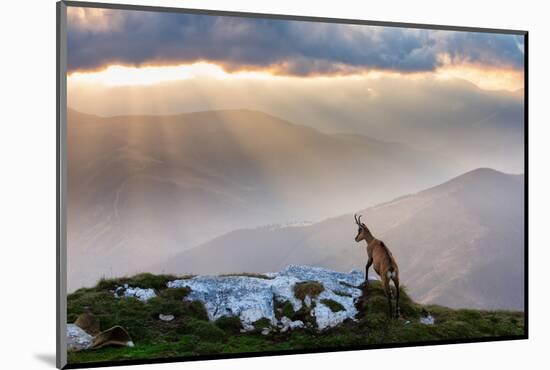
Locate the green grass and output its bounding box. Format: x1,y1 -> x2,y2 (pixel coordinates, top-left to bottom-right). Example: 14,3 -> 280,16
252,317 -> 272,330
333,290 -> 352,298
275,300 -> 296,320
67,275 -> 525,365
293,281 -> 324,301
320,299 -> 345,313
215,316 -> 243,334
96,273 -> 178,291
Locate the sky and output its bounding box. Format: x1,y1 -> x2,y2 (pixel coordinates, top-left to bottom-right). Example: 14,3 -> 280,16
66,6 -> 525,172
64,6 -> 526,290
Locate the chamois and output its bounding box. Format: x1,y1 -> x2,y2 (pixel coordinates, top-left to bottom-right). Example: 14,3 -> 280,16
354,214 -> 400,318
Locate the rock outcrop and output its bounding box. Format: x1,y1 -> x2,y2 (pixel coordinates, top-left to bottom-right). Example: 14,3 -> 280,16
67,324 -> 94,351
67,313 -> 134,352
113,284 -> 157,301
167,265 -> 366,331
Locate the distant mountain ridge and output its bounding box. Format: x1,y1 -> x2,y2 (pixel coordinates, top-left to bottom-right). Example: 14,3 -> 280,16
158,168 -> 525,310
67,108 -> 458,291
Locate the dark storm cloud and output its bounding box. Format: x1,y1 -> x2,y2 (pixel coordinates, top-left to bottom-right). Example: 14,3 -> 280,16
440,32 -> 524,68
67,7 -> 524,74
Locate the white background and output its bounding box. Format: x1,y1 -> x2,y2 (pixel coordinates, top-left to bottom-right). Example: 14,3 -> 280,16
0,0 -> 546,368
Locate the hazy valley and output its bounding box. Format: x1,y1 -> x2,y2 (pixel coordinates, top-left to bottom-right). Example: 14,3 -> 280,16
67,108 -> 461,291
158,168 -> 524,310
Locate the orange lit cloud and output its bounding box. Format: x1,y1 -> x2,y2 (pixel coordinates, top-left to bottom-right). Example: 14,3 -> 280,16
67,7 -> 124,33
435,64 -> 524,92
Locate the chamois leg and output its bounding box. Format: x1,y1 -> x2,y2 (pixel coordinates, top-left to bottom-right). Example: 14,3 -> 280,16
393,276 -> 400,318
364,257 -> 373,285
383,278 -> 393,318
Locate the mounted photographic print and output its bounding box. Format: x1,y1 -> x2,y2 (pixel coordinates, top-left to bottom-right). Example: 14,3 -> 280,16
56,1 -> 528,368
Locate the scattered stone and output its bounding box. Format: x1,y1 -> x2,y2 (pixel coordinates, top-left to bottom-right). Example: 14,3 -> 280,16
279,316 -> 291,328
159,314 -> 175,322
290,320 -> 304,329
279,316 -> 305,332
420,315 -> 435,325
114,285 -> 156,302
67,324 -> 94,351
261,327 -> 271,335
167,264 -> 365,331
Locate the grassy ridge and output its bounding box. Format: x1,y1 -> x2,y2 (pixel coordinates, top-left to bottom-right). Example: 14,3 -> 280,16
67,273 -> 525,365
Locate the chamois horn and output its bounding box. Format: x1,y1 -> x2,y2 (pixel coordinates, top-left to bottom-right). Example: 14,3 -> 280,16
354,214 -> 363,227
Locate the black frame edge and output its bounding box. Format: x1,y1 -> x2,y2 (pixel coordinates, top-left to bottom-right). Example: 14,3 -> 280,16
61,0 -> 527,35
57,1 -> 68,369
56,2 -> 61,368
523,32 -> 529,339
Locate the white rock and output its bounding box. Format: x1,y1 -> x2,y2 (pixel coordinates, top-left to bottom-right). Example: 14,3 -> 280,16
159,314 -> 175,322
279,316 -> 305,332
420,315 -> 435,325
167,264 -> 365,331
279,316 -> 292,326
314,299 -> 352,330
289,320 -> 304,330
66,324 -> 94,351
114,286 -> 156,302
261,327 -> 271,335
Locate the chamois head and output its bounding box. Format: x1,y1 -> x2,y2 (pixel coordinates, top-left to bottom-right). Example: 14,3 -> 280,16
354,214 -> 370,242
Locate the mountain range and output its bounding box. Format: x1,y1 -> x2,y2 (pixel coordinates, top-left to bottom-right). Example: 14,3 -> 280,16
67,108 -> 460,291
158,168 -> 525,310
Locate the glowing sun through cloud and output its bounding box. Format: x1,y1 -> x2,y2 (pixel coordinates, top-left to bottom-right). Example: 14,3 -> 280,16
68,63 -> 277,87
435,64 -> 524,92
68,61 -> 524,92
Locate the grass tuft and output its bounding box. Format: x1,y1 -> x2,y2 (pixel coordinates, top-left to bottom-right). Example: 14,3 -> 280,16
333,290 -> 352,298
275,300 -> 296,320
293,281 -> 324,301
253,317 -> 272,330
181,319 -> 227,342
321,299 -> 346,313
158,287 -> 191,301
96,273 -> 177,291
215,316 -> 243,334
